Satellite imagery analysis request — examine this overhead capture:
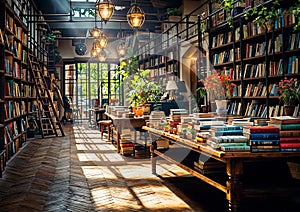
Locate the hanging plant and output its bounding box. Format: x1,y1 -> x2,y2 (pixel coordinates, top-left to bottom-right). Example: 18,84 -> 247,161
245,0 -> 281,30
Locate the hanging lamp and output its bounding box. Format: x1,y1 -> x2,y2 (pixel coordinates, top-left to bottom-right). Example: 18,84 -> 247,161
90,14 -> 101,39
91,42 -> 100,57
127,1 -> 145,29
98,49 -> 107,62
95,0 -> 114,23
117,41 -> 126,57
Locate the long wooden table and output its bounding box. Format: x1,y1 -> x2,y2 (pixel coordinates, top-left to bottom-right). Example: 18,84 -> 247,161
143,126 -> 300,211
105,113 -> 148,153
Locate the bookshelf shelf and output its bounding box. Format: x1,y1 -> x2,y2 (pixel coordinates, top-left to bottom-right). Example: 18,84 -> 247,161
207,0 -> 300,118
0,0 -> 36,175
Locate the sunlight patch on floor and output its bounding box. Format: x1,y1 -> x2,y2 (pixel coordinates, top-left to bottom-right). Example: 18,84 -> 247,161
77,153 -> 101,161
76,143 -> 115,151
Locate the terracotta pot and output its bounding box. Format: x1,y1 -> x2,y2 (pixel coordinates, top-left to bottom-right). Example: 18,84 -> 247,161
284,105 -> 295,116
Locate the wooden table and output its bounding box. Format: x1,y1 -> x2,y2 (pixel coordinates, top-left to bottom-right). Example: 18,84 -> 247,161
105,113 -> 148,153
143,126 -> 300,211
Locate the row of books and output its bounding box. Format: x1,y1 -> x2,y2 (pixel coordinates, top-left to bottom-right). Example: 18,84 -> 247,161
286,32 -> 300,51
245,41 -> 266,59
4,118 -> 27,145
211,31 -> 233,48
213,49 -> 234,65
287,56 -> 299,74
243,63 -> 266,78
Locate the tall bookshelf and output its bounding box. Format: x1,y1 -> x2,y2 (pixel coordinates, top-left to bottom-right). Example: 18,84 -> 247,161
0,0 -> 36,176
207,0 -> 300,118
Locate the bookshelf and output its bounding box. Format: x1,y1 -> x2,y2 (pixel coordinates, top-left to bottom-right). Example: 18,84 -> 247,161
207,0 -> 300,118
0,0 -> 36,176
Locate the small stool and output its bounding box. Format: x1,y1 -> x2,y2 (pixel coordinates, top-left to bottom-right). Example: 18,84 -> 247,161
98,120 -> 112,141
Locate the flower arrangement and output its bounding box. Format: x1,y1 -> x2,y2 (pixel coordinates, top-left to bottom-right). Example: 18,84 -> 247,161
203,71 -> 235,100
278,77 -> 300,105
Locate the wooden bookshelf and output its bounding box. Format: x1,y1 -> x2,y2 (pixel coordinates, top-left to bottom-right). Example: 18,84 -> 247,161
0,0 -> 35,176
207,0 -> 300,118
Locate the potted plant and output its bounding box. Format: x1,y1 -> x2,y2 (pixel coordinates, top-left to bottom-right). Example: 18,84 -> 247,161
277,77 -> 300,115
185,128 -> 196,140
118,57 -> 162,113
203,70 -> 235,111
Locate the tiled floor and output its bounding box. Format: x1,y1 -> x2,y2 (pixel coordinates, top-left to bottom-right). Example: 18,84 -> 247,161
1,123 -> 300,212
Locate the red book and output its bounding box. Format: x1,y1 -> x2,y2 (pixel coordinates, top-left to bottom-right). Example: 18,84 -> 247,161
120,143 -> 135,147
280,137 -> 300,143
243,126 -> 279,134
270,116 -> 300,124
280,143 -> 300,148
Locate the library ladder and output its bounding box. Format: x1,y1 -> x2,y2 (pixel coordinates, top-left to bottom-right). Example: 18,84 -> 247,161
28,53 -> 65,138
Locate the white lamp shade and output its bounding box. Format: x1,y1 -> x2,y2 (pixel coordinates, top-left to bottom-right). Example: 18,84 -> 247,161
166,80 -> 178,91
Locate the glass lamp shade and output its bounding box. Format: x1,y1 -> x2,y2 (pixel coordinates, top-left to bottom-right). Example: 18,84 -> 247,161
127,4 -> 145,29
96,32 -> 108,49
90,27 -> 101,39
117,42 -> 126,57
91,47 -> 98,57
98,49 -> 107,62
95,0 -> 114,23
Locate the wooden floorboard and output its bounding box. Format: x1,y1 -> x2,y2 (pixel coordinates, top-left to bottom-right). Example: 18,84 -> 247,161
1,122 -> 299,211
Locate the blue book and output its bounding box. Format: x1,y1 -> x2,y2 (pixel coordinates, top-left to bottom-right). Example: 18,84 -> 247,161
212,130 -> 243,137
280,148 -> 300,152
249,140 -> 280,146
246,133 -> 279,140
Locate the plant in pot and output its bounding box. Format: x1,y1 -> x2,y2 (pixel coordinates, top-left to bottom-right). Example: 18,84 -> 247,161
203,70 -> 235,113
185,128 -> 197,140
118,57 -> 162,114
277,77 -> 300,116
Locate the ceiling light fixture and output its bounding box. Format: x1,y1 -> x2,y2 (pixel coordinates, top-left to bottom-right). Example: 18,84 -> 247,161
90,14 -> 101,39
117,41 -> 126,57
97,31 -> 108,49
98,49 -> 107,62
95,0 -> 114,24
127,1 -> 145,29
91,42 -> 100,57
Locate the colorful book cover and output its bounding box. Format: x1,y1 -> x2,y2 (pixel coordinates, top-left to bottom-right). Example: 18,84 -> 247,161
243,125 -> 279,134
249,140 -> 280,145
244,132 -> 280,140
280,130 -> 300,138
280,137 -> 300,143
280,143 -> 300,148
270,116 -> 300,124
268,123 -> 300,130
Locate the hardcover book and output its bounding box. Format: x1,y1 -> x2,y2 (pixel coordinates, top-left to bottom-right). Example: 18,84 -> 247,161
243,125 -> 279,134
244,132 -> 280,140
268,123 -> 300,130
270,116 -> 300,124
280,137 -> 300,143
279,130 -> 300,137
249,140 -> 280,146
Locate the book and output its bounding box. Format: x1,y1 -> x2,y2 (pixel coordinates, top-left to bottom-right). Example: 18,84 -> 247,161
220,145 -> 250,152
210,130 -> 243,137
279,130 -> 300,137
280,148 -> 300,152
280,137 -> 300,143
251,148 -> 280,152
249,140 -> 280,146
244,132 -> 280,140
211,125 -> 243,131
243,126 -> 279,134
210,135 -> 248,143
270,116 -> 300,124
268,123 -> 300,130
280,143 -> 300,148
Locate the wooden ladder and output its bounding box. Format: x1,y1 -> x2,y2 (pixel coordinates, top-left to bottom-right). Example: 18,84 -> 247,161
28,53 -> 65,138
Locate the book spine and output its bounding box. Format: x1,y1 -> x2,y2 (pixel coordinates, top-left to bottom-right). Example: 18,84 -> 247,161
280,143 -> 300,148
251,148 -> 280,152
249,140 -> 280,145
248,133 -> 279,140
280,148 -> 300,152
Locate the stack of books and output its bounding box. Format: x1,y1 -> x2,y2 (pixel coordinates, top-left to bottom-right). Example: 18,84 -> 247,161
206,125 -> 250,152
120,133 -> 134,155
243,126 -> 280,152
268,116 -> 300,152
193,154 -> 225,175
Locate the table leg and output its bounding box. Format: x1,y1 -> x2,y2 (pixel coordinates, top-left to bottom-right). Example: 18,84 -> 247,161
150,139 -> 157,175
226,159 -> 243,212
